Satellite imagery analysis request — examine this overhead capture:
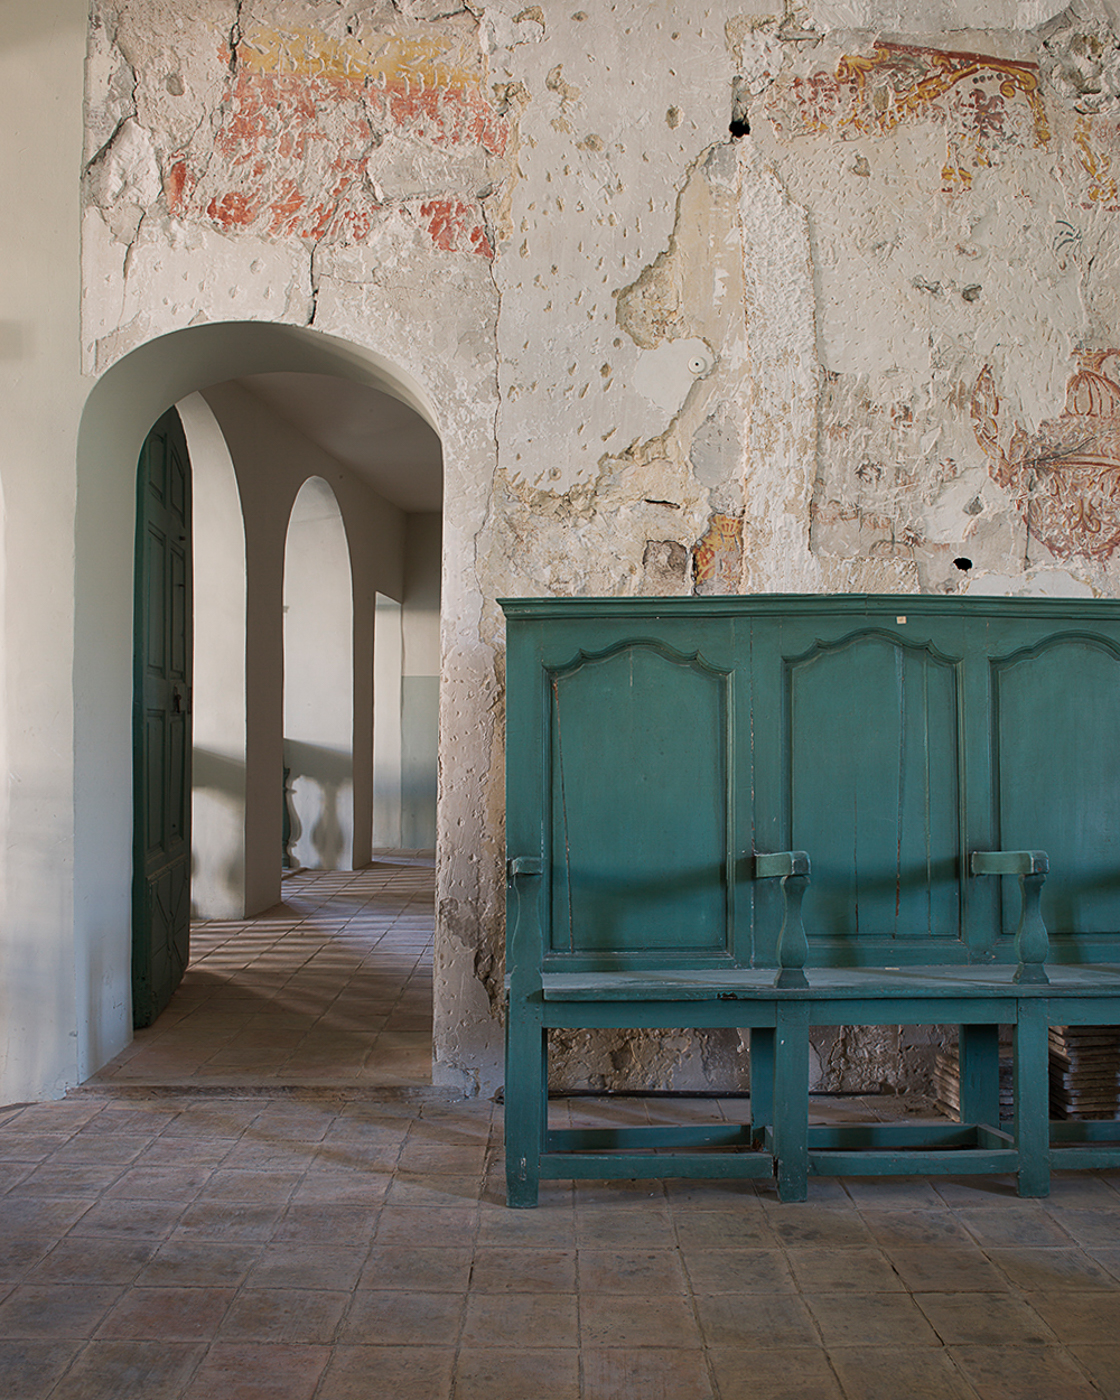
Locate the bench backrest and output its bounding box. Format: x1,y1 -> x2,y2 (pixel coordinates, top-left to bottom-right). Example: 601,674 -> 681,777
502,595 -> 1120,977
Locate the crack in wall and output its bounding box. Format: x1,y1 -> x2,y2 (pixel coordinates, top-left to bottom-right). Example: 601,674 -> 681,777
228,0 -> 244,77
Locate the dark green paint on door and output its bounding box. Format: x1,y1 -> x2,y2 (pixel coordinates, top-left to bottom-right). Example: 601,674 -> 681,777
132,407 -> 192,1029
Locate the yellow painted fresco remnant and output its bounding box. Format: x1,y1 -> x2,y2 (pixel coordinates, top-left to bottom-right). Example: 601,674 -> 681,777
693,513 -> 743,588
233,24 -> 480,92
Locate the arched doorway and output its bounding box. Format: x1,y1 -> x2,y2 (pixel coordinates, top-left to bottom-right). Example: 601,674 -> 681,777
75,322 -> 443,1077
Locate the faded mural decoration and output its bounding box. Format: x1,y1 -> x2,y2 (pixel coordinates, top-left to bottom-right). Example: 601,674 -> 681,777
166,22 -> 507,255
767,42 -> 1050,191
974,352 -> 1120,561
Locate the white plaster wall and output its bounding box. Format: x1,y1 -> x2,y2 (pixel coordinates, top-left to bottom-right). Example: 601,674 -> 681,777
0,3 -> 89,1102
372,518 -> 442,856
401,513 -> 441,851
283,477 -> 354,871
181,392 -> 249,919
372,593 -> 404,850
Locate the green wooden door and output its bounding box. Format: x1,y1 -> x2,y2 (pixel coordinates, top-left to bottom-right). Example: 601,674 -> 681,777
132,407 -> 192,1029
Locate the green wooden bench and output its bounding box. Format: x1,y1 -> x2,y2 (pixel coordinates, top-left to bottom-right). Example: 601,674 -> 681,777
501,594 -> 1120,1204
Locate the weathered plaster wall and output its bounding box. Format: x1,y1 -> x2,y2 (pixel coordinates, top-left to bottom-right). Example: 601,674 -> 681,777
80,0 -> 1120,1097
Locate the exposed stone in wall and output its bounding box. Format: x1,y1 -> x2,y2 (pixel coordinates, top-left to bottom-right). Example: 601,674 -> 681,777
811,1023 -> 945,1094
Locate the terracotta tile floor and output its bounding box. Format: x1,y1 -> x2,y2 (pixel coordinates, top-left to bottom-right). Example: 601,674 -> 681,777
3,857 -> 1120,1397
93,855 -> 437,1090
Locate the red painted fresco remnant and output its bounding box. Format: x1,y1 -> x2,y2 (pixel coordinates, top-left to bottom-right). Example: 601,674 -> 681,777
767,43 -> 1048,191
207,189 -> 259,229
419,197 -> 492,257
384,83 -> 508,155
164,159 -> 191,213
168,27 -> 509,250
693,514 -> 743,592
972,354 -> 1120,560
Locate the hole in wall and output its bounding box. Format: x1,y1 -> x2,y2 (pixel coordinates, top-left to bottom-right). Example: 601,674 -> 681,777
953,557 -> 973,572
729,115 -> 750,138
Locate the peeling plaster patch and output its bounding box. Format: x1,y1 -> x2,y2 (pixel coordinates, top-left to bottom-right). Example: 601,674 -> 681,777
725,13 -> 784,96
86,9 -> 140,165
479,445 -> 709,602
85,117 -> 163,243
493,7 -> 738,494
690,405 -> 743,515
110,0 -> 234,151
93,216 -> 314,371
632,337 -> 713,412
964,566 -> 1096,596
545,62 -> 581,104
1041,7 -> 1120,114
81,208 -> 128,351
736,146 -> 821,592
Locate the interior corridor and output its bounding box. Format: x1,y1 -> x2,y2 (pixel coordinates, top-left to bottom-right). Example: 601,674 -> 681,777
92,855 -> 435,1090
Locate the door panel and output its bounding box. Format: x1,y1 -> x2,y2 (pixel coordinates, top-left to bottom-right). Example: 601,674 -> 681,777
133,407 -> 192,1029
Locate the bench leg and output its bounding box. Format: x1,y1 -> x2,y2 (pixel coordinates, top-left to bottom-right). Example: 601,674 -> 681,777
505,1008 -> 547,1209
750,1027 -> 775,1147
959,1023 -> 1000,1128
774,1003 -> 809,1202
1014,998 -> 1050,1200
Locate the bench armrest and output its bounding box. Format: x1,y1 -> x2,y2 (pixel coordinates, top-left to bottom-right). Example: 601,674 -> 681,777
506,854 -> 544,994
507,856 -> 543,879
755,851 -> 811,988
754,851 -> 811,880
970,851 -> 1049,877
970,849 -> 1050,983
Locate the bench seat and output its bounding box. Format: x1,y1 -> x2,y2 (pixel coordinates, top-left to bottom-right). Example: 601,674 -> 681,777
501,594 -> 1120,1204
